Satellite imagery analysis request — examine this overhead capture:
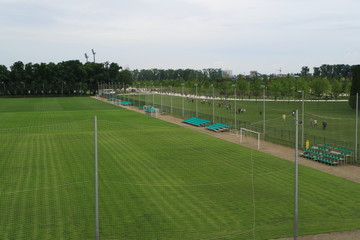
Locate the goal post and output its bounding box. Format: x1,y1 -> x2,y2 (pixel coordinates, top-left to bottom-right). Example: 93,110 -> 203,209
240,128 -> 261,150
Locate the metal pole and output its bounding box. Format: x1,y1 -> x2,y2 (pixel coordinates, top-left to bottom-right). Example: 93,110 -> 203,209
234,85 -> 237,130
195,84 -> 198,117
112,82 -> 115,104
263,88 -> 266,140
160,83 -> 163,112
356,93 -> 358,163
301,91 -> 304,148
170,86 -> 173,115
94,116 -> 99,240
144,83 -> 147,106
182,84 -> 184,117
152,85 -> 154,107
240,128 -> 243,143
138,83 -> 140,107
294,109 -> 299,240
212,85 -> 215,122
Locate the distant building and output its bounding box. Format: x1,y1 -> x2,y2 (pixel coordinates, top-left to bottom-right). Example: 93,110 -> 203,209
221,70 -> 233,78
250,71 -> 259,78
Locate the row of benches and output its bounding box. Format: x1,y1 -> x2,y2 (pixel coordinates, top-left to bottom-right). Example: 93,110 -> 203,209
183,117 -> 210,126
302,151 -> 339,165
314,143 -> 353,155
206,123 -> 231,132
120,101 -> 132,106
145,107 -> 156,113
182,117 -> 230,132
335,146 -> 353,153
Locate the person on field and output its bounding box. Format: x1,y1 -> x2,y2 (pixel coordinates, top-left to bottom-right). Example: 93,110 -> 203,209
313,119 -> 318,127
322,121 -> 327,130
309,118 -> 313,128
282,114 -> 286,121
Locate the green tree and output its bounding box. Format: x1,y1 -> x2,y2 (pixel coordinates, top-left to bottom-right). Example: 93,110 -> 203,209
310,78 -> 330,98
301,66 -> 310,76
119,69 -> 134,90
10,61 -> 26,94
349,65 -> 360,109
331,79 -> 342,99
237,79 -> 250,98
251,79 -> 263,100
269,80 -> 282,100
0,65 -> 9,94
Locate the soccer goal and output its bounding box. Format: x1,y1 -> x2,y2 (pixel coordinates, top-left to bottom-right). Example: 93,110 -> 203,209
240,128 -> 261,150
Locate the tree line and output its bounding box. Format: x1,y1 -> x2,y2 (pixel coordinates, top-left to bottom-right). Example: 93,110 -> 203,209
132,64 -> 353,101
0,60 -> 133,95
0,61 -> 356,105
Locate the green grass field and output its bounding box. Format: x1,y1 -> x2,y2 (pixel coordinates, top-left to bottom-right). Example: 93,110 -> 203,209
1,97 -> 360,239
123,93 -> 357,156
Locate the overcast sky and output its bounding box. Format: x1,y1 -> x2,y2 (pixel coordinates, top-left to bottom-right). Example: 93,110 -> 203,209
1,0 -> 359,74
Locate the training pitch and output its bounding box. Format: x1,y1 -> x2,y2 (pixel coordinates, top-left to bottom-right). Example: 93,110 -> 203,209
0,97 -> 360,239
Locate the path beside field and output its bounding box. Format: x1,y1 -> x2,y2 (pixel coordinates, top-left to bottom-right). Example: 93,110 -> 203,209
94,97 -> 360,239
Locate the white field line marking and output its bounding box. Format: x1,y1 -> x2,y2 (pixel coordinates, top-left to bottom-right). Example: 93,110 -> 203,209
1,180 -> 89,195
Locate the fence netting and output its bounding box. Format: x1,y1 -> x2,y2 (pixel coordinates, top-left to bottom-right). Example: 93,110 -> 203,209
0,120 -> 94,239
2,115 -> 360,239
118,92 -> 359,164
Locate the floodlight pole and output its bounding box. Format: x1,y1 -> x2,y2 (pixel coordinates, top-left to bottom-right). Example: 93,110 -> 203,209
92,49 -> 96,63
233,84 -> 237,130
294,109 -> 299,240
94,116 -> 99,240
194,84 -> 198,117
181,83 -> 185,117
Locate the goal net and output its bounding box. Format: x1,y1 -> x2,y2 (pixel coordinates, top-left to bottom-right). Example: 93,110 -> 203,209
240,128 -> 261,150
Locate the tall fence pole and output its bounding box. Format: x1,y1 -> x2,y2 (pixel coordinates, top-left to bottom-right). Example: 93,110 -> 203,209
160,83 -> 163,112
294,109 -> 299,240
212,85 -> 215,123
233,84 -> 236,130
94,116 -> 99,240
152,84 -> 154,106
195,84 -> 198,117
301,91 -> 304,148
356,93 -> 358,163
262,86 -> 266,140
170,86 -> 173,115
138,83 -> 140,107
182,84 -> 185,117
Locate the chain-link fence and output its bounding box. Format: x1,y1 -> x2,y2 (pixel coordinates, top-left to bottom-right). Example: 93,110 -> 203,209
117,92 -> 358,164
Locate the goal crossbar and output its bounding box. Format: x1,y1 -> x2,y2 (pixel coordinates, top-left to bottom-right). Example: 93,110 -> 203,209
240,128 -> 261,150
